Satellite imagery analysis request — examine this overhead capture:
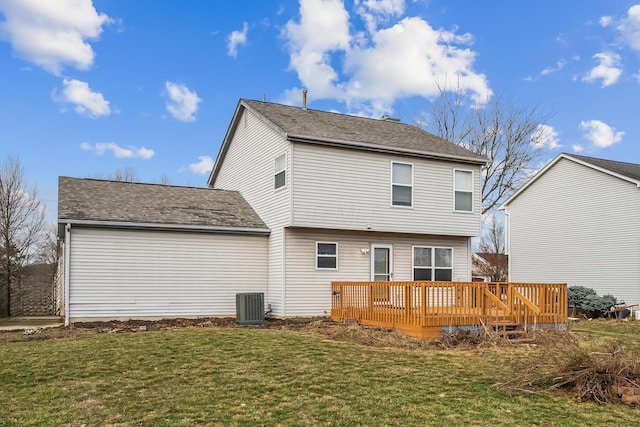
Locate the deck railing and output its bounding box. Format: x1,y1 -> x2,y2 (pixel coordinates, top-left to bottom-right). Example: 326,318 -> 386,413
330,281 -> 567,338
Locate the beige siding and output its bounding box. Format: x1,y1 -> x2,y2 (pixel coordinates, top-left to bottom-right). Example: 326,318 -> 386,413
68,227 -> 268,320
213,109 -> 291,315
291,143 -> 482,236
506,158 -> 640,304
284,228 -> 471,316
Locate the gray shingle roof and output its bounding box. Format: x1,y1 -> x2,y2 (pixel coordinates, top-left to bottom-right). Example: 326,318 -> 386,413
568,154 -> 640,182
242,99 -> 487,163
58,177 -> 268,231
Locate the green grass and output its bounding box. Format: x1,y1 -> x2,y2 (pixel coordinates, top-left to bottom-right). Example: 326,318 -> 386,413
1,323 -> 640,426
570,319 -> 640,350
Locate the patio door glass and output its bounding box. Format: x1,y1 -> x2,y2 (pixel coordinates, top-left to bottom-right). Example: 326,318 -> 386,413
371,244 -> 393,301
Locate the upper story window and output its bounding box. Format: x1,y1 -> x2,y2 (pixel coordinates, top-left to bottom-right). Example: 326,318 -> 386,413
454,169 -> 473,212
316,242 -> 338,269
274,153 -> 286,190
413,246 -> 453,281
391,162 -> 413,207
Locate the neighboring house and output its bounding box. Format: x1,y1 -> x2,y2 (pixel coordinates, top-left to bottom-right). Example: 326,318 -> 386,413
472,253 -> 508,282
58,98 -> 487,324
501,153 -> 640,305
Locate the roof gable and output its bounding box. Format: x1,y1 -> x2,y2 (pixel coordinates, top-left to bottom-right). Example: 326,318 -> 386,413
500,153 -> 640,208
209,98 -> 487,186
58,177 -> 268,232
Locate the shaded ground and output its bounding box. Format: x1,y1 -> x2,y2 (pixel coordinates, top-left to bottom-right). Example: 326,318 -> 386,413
0,315 -> 581,352
0,316 -> 436,349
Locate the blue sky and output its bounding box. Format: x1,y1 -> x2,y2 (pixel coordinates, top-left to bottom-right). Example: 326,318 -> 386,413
0,0 -> 639,223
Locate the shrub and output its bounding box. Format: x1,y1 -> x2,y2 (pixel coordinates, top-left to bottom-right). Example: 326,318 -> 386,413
568,286 -> 617,317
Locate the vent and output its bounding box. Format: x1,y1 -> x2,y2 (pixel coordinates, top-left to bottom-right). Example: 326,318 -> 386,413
236,292 -> 265,325
381,115 -> 400,122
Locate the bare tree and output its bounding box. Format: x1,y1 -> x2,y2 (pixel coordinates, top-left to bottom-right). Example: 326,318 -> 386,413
420,86 -> 551,214
94,168 -> 171,185
0,156 -> 47,317
110,167 -> 140,182
479,213 -> 505,254
473,213 -> 508,281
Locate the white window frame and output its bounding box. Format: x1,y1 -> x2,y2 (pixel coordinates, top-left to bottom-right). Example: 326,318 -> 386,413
390,161 -> 413,208
316,242 -> 338,270
274,153 -> 286,190
453,169 -> 473,213
412,246 -> 454,281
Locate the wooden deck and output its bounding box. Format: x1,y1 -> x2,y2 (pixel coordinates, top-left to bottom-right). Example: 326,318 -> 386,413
330,281 -> 568,339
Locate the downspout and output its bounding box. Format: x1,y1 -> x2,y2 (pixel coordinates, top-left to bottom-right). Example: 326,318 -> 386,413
282,228 -> 287,317
467,236 -> 472,281
504,209 -> 511,281
64,223 -> 71,326
283,144 -> 294,318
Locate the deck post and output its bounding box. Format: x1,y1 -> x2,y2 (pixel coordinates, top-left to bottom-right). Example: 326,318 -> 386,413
368,283 -> 374,322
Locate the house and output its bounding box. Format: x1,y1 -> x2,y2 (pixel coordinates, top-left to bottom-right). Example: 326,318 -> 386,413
58,98 -> 488,325
472,253 -> 508,282
57,179 -> 270,322
208,99 -> 488,317
500,153 -> 640,305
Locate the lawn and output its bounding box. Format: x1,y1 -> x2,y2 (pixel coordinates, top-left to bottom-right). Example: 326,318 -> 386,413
1,320 -> 639,426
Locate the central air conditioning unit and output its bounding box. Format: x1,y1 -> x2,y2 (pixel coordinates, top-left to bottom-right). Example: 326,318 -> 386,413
236,292 -> 265,325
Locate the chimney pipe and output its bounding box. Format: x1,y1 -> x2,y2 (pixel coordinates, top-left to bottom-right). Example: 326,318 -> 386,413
302,89 -> 307,110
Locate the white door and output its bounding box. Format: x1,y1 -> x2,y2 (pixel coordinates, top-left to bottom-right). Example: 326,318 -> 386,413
371,244 -> 393,281
371,244 -> 393,301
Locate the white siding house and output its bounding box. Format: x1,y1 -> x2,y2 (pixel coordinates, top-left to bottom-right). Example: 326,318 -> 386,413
68,228 -> 268,320
208,99 -> 487,317
501,153 -> 640,305
59,98 -> 487,322
58,178 -> 270,324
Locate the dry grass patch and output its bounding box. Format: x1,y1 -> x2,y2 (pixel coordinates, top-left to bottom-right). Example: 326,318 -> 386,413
501,329 -> 640,405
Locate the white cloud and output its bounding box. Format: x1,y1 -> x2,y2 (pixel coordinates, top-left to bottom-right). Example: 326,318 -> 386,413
355,0 -> 405,33
579,119 -> 624,148
618,4 -> 640,51
599,16 -> 613,27
227,22 -> 248,58
188,155 -> 214,175
582,52 -> 622,87
282,0 -> 351,101
541,59 -> 566,76
81,142 -> 154,159
530,124 -> 561,150
281,0 -> 492,116
0,0 -> 111,75
572,144 -> 584,153
525,59 -> 567,81
164,81 -> 201,122
56,79 -> 110,118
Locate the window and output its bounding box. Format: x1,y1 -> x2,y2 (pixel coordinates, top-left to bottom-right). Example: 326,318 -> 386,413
391,162 -> 413,207
274,154 -> 286,189
454,169 -> 473,212
316,242 -> 338,269
413,246 -> 453,281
